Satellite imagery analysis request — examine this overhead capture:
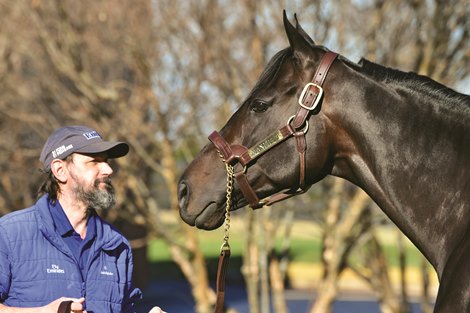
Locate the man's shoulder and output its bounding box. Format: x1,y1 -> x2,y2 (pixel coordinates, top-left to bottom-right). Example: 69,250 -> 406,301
0,206 -> 37,226
0,206 -> 40,249
0,196 -> 49,228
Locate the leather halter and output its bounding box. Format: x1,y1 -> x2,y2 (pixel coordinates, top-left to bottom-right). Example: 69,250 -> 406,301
209,51 -> 338,209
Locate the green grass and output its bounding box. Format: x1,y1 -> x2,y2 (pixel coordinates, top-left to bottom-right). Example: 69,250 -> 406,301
147,233 -> 322,262
143,229 -> 432,286
147,231 -> 426,269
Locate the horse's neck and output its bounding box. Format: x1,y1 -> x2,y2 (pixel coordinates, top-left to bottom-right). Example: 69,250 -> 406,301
329,80 -> 470,277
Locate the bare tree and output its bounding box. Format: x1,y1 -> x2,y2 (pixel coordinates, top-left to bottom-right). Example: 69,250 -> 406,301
0,1 -> 468,313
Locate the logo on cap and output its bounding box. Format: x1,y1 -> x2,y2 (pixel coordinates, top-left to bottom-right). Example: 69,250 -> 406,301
51,144 -> 74,158
83,131 -> 101,140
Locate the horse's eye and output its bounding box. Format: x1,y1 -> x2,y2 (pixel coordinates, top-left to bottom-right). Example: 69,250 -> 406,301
249,100 -> 271,113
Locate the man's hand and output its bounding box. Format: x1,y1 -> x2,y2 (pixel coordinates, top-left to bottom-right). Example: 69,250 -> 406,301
148,306 -> 167,313
0,297 -> 86,313
41,297 -> 86,313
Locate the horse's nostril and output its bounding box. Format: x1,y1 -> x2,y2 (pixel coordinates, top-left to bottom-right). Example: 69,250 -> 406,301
178,181 -> 189,210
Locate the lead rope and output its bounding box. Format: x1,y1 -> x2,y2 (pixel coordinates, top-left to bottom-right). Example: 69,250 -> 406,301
214,153 -> 234,313
57,300 -> 73,313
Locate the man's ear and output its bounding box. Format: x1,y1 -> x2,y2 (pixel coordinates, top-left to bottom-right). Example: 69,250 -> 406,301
50,159 -> 68,183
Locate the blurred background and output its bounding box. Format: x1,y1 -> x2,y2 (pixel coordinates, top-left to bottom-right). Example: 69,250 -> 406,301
0,0 -> 468,312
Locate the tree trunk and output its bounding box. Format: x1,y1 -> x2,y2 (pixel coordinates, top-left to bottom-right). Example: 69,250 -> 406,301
397,232 -> 411,313
310,180 -> 371,313
258,209 -> 270,313
269,210 -> 294,313
420,257 -> 433,313
353,234 -> 403,313
242,209 -> 260,313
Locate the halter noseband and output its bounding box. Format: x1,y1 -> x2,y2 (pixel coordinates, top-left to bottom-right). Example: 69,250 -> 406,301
209,51 -> 338,209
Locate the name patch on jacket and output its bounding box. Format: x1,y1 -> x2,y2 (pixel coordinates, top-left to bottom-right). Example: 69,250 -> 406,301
100,265 -> 114,276
46,264 -> 65,274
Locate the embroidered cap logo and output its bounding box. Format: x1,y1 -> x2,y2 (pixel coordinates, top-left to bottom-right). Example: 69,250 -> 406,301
83,131 -> 101,140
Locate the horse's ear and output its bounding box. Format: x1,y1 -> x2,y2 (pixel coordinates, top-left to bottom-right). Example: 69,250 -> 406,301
283,11 -> 312,57
294,13 -> 315,46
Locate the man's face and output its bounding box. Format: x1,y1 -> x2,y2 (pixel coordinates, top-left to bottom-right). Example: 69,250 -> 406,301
67,153 -> 116,212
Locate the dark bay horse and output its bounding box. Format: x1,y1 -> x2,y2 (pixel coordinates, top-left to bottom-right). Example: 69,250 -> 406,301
178,12 -> 470,312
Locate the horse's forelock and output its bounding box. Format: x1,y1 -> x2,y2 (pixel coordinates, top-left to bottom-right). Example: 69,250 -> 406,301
247,48 -> 292,99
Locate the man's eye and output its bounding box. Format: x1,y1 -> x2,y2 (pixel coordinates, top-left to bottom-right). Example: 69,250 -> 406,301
249,100 -> 271,113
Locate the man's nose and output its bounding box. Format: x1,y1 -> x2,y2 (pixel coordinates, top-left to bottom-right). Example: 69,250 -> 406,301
100,162 -> 114,176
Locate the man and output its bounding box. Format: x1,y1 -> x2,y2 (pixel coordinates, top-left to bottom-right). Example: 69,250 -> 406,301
0,126 -> 165,313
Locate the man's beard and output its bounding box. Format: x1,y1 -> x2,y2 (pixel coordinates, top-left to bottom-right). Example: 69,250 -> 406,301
73,177 -> 116,214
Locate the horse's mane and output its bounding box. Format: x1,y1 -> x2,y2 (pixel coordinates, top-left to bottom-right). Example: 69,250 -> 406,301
357,58 -> 470,111
249,46 -> 470,115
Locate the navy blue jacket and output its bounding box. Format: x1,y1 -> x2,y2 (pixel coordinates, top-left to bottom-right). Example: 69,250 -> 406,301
0,195 -> 141,312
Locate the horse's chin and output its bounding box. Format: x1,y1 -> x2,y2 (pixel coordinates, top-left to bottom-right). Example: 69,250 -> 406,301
194,202 -> 226,230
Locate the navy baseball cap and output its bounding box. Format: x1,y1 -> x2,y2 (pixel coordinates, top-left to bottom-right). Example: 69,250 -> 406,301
40,125 -> 129,171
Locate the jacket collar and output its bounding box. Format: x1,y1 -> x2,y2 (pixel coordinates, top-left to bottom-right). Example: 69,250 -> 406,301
35,195 -> 124,253
35,195 -> 72,256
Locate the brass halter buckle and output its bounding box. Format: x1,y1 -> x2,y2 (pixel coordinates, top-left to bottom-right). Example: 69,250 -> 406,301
298,82 -> 324,111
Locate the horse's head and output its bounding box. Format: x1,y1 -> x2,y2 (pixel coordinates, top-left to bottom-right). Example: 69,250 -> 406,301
178,12 -> 342,230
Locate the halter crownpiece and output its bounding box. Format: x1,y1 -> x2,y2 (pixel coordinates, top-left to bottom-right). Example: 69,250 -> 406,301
209,51 -> 338,209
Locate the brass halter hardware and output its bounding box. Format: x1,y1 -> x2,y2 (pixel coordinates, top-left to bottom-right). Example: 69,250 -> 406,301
213,153 -> 234,313
220,152 -> 233,251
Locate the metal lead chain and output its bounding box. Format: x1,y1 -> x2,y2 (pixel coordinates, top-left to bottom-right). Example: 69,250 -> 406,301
218,151 -> 233,252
